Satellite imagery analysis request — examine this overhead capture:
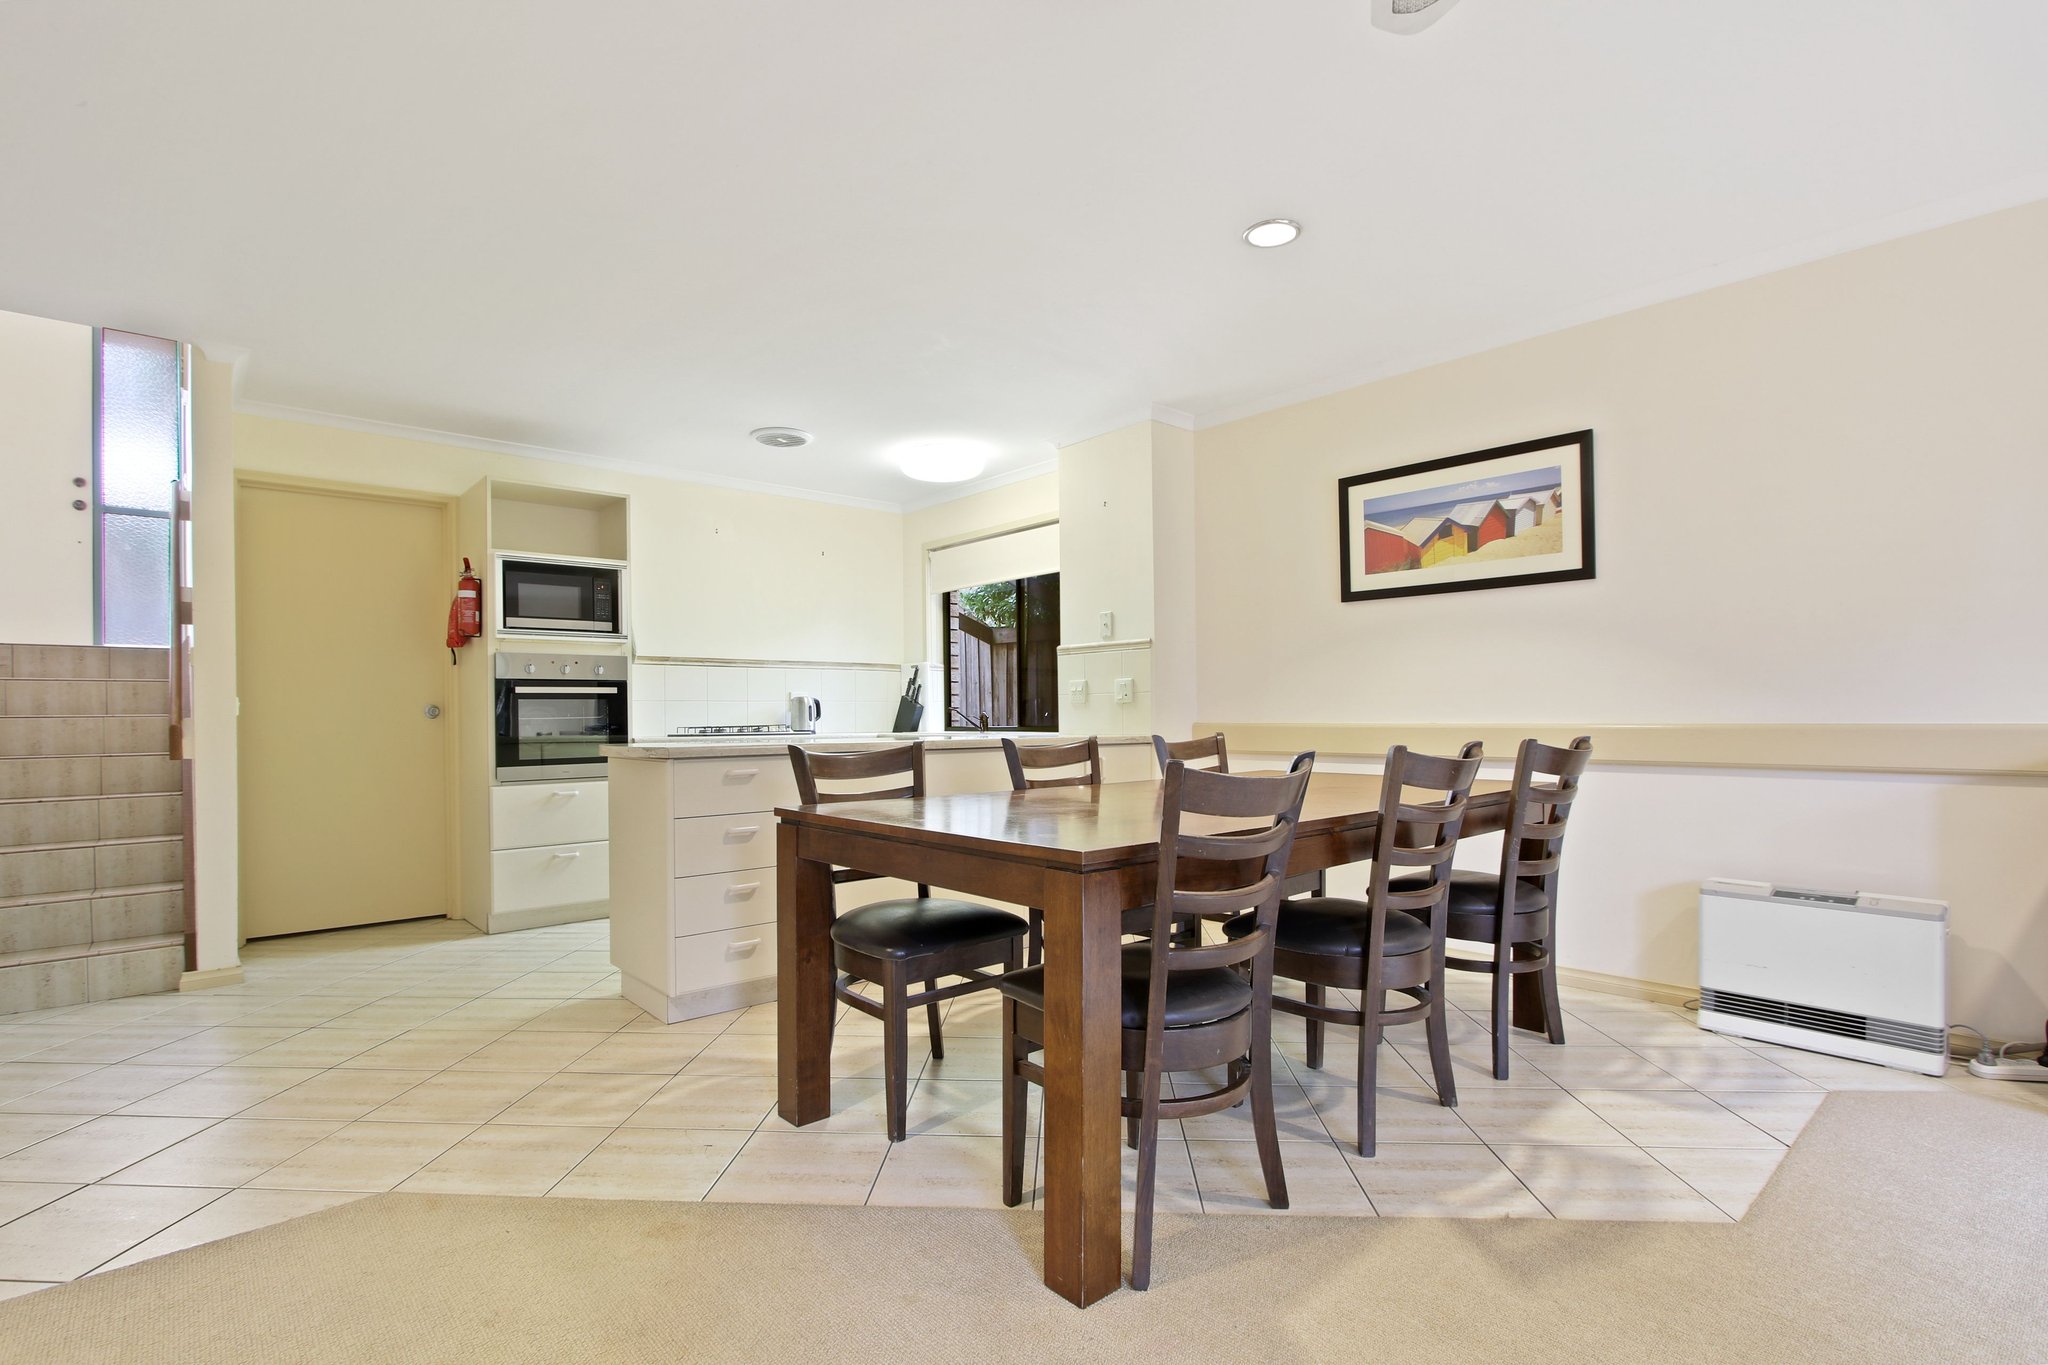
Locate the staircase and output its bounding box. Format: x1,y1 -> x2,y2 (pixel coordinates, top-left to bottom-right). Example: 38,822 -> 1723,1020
0,643 -> 187,1014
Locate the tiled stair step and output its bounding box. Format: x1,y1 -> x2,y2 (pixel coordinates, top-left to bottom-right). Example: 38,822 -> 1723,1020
0,879 -> 183,914
0,833 -> 185,856
0,932 -> 183,971
0,792 -> 181,805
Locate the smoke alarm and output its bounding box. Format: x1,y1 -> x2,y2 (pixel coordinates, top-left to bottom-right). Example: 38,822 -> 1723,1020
750,427 -> 812,449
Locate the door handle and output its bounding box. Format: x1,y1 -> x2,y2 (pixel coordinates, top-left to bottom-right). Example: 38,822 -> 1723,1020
724,826 -> 760,841
551,789 -> 581,798
551,850 -> 581,860
423,705 -> 442,719
725,882 -> 761,899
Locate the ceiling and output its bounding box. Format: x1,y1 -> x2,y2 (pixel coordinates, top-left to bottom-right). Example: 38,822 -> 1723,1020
2,2 -> 2045,509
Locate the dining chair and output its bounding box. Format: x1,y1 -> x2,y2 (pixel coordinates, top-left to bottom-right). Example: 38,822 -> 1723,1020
1000,737 -> 1103,965
1151,732 -> 1228,773
1226,743 -> 1480,1157
998,752 -> 1315,1290
788,742 -> 1029,1142
1389,735 -> 1593,1079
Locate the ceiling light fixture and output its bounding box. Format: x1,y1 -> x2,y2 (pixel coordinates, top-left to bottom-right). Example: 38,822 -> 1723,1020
1243,218 -> 1302,248
750,426 -> 812,448
895,438 -> 992,484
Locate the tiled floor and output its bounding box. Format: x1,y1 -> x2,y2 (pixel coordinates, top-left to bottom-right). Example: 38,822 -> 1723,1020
0,917 -> 2041,1302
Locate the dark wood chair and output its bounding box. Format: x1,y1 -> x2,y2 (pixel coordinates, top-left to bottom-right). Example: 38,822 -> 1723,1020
1151,732 -> 1227,773
1226,743 -> 1480,1157
1000,737 -> 1102,965
1389,735 -> 1593,1079
788,742 -> 1029,1142
1000,752 -> 1315,1290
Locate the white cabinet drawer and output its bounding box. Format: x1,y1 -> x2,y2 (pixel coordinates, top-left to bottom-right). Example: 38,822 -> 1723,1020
673,923 -> 778,996
491,780 -> 610,850
672,867 -> 777,936
672,757 -> 800,819
673,813 -> 777,874
491,841 -> 609,915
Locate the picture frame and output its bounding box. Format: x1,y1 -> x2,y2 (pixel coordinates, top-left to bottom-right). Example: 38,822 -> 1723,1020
1337,429 -> 1596,603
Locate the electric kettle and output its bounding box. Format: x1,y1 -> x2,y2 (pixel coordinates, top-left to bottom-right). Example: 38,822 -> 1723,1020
787,694 -> 822,733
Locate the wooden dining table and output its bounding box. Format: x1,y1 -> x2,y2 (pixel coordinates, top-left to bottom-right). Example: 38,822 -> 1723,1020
774,769 -> 1519,1306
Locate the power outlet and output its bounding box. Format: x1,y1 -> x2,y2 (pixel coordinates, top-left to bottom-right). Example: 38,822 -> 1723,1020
1098,611 -> 1114,640
1968,1057 -> 2048,1082
1114,677 -> 1133,703
1069,678 -> 1089,703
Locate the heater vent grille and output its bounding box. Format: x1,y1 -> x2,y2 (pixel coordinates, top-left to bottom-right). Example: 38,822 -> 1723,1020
1700,988 -> 1945,1054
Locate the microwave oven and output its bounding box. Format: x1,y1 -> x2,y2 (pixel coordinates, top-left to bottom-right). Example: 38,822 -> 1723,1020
497,554 -> 626,638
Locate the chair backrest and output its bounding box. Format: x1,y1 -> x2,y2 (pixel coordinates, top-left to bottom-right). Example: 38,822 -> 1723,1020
1139,752 -> 1315,1045
1364,744 -> 1484,955
1498,735 -> 1593,894
1002,736 -> 1102,791
787,741 -> 924,806
1152,732 -> 1228,775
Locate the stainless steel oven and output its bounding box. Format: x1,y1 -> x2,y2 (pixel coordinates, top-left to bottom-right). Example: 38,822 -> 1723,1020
497,554 -> 625,638
493,652 -> 628,782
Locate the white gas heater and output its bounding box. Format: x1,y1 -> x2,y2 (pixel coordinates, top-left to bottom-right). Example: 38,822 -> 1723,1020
1697,879 -> 1949,1077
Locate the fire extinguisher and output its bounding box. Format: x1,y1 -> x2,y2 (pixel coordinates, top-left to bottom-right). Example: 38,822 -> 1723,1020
446,557 -> 482,663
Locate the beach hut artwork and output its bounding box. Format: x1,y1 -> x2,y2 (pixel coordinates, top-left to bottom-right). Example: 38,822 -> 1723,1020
1338,431 -> 1596,602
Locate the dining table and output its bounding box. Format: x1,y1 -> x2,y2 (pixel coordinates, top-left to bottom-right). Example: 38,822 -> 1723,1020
774,769 -> 1518,1306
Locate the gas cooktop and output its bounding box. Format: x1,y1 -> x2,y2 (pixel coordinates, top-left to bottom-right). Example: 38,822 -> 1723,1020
671,724 -> 803,737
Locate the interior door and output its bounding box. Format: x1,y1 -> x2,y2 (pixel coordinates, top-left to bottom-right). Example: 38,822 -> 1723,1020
236,481 -> 453,937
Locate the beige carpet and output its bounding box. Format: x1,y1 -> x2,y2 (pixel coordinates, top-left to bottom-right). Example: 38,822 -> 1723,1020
4,1092 -> 2043,1363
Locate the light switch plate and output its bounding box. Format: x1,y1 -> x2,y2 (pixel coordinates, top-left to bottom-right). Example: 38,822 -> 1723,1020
1069,679 -> 1088,702
1099,611 -> 1114,640
1114,677 -> 1133,703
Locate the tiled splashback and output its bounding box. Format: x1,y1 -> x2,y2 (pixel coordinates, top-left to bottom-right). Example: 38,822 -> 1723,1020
628,660 -> 915,738
1055,643 -> 1153,737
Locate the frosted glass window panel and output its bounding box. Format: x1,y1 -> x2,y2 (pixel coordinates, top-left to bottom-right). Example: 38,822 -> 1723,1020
100,513 -> 173,648
97,331 -> 182,513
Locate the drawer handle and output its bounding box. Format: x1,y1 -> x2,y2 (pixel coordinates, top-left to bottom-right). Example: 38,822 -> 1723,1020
551,789 -> 582,798
725,882 -> 761,900
723,826 -> 760,841
723,769 -> 760,781
728,939 -> 761,955
551,850 -> 582,860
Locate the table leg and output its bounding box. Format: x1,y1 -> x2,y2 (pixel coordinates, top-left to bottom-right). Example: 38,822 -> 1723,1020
1038,869 -> 1123,1306
776,820 -> 836,1126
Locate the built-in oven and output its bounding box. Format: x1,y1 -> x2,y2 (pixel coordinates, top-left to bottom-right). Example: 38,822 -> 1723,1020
494,652 -> 628,782
497,554 -> 626,638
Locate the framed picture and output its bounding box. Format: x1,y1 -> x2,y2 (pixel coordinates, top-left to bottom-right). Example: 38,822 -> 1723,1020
1338,430 -> 1595,602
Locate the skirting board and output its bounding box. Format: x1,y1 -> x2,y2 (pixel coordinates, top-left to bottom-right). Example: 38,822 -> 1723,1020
178,965 -> 245,992
486,901 -> 610,935
618,968 -> 776,1025
1556,966 -> 1692,1008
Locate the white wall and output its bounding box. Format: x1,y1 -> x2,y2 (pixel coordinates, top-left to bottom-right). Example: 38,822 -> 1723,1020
1196,200 -> 2048,1041
0,309 -> 94,645
1056,422 -> 1165,736
188,350 -> 239,973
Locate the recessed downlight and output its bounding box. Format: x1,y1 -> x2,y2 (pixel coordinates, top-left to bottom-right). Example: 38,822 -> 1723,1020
1243,218 -> 1302,248
895,438 -> 992,484
750,426 -> 812,448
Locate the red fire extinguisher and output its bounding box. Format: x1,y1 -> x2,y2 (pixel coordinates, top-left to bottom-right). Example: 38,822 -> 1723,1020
447,557 -> 482,663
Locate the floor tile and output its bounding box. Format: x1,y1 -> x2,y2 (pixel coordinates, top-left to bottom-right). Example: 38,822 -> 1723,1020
0,1116 -> 216,1183
360,1071 -> 550,1124
333,1030 -> 507,1071
618,1008 -> 744,1035
516,999 -> 647,1032
620,1073 -> 779,1130
704,1130 -> 890,1205
1755,1049 -> 1952,1091
1699,1090 -> 1826,1143
0,1114 -> 90,1159
1118,1137 -> 1201,1213
128,1026 -> 312,1066
0,1063 -> 101,1104
562,1033 -> 708,1074
447,1031 -> 612,1073
1446,1091 -> 1632,1146
492,1073 -> 666,1126
0,1065 -> 206,1115
680,1032 -> 782,1077
102,1118 -> 346,1187
1492,1144 -> 1732,1221
1174,1075 -> 1326,1143
0,1184 -> 222,1280
1519,1044 -> 1689,1090
397,1124 -> 611,1196
1626,1046 -> 1820,1092
0,1280 -> 58,1301
93,1189 -> 367,1271
1299,1075 -> 1481,1148
1570,1090 -> 1781,1148
1190,1139 -> 1373,1216
755,1077 -> 894,1135
0,1181 -> 79,1223
1644,1145 -> 1787,1217
114,1067 -> 324,1118
237,1069 -> 436,1121
225,1029 -> 399,1069
550,1128 -> 750,1201
1344,1143 -> 1550,1218
868,1134 -> 1024,1209
246,1121 -> 477,1193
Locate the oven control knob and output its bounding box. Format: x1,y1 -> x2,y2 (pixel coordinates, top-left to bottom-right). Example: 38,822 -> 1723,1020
561,664 -> 574,675
593,665 -> 607,676
523,663 -> 537,675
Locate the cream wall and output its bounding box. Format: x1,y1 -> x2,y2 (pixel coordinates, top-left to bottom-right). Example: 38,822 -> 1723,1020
0,309 -> 94,645
234,415 -> 904,665
1196,200 -> 2048,1042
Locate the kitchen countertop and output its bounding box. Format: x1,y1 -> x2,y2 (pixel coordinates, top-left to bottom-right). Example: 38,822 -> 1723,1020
603,733 -> 1152,761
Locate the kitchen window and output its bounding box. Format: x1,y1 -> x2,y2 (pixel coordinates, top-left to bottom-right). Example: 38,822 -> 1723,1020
95,329 -> 186,647
943,572 -> 1060,731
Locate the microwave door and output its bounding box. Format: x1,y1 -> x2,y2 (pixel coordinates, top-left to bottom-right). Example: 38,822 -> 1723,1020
502,562 -> 618,633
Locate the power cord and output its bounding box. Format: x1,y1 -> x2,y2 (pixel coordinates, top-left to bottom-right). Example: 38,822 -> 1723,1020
1948,1024 -> 1996,1067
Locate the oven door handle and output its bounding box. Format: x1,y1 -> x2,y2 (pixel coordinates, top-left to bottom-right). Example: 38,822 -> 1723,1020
510,686 -> 623,695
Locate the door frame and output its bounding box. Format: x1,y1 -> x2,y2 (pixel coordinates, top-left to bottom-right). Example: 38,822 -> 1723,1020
233,472 -> 465,934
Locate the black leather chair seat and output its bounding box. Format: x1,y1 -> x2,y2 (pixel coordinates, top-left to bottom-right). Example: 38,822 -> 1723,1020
829,898 -> 1028,960
998,945 -> 1253,1030
1387,871 -> 1550,941
1222,898 -> 1432,959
